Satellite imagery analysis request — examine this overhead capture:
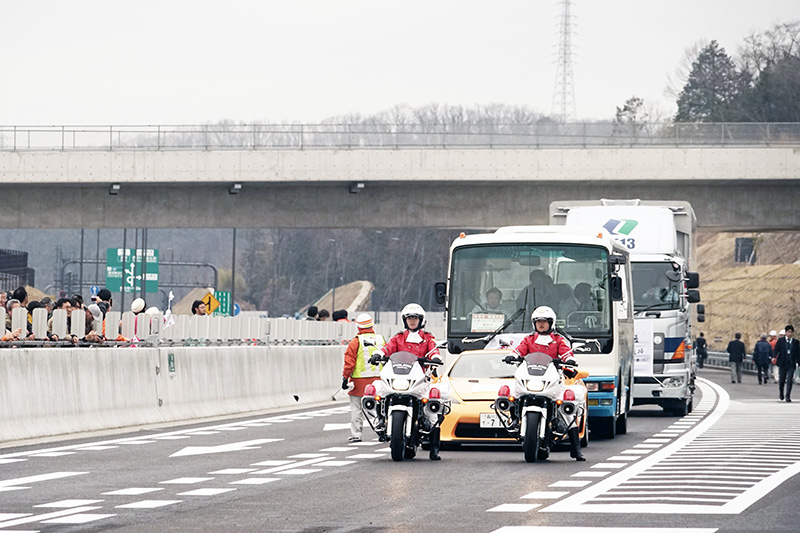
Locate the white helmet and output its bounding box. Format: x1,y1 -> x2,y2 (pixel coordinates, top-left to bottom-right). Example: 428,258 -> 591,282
355,313 -> 374,330
770,330 -> 778,337
531,305 -> 557,333
401,303 -> 426,331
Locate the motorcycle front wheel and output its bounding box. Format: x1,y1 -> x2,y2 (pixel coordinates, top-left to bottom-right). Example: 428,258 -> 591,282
390,411 -> 408,462
523,411 -> 541,463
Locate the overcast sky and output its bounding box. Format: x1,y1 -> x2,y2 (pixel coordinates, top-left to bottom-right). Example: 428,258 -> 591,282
1,1 -> 797,125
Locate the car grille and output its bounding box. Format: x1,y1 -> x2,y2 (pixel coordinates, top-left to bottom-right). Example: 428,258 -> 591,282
454,423 -> 513,439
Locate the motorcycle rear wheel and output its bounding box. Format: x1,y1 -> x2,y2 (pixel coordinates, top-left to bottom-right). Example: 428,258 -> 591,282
390,411 -> 407,462
523,412 -> 541,463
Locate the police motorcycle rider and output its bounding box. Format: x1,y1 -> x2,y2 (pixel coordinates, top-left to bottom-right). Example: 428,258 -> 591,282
370,303 -> 444,460
504,305 -> 586,461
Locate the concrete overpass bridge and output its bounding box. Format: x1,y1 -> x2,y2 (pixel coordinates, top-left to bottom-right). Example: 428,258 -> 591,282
1,123 -> 799,231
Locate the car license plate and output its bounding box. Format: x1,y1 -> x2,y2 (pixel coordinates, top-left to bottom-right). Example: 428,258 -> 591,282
480,413 -> 503,428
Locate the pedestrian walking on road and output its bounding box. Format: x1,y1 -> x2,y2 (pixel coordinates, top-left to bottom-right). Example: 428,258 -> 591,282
773,325 -> 799,402
695,332 -> 707,369
341,313 -> 386,443
726,333 -> 746,383
753,333 -> 773,385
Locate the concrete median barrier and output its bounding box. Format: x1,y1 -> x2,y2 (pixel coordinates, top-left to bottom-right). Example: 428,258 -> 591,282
0,345 -> 343,443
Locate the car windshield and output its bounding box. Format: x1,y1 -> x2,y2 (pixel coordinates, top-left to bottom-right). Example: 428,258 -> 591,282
449,353 -> 516,379
632,262 -> 681,310
448,243 -> 612,337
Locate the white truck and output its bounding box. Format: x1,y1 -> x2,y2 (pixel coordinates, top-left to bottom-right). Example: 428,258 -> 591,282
550,199 -> 703,416
434,225 -> 635,439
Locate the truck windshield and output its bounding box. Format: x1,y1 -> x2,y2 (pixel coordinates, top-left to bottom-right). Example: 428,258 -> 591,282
632,262 -> 682,310
448,244 -> 611,337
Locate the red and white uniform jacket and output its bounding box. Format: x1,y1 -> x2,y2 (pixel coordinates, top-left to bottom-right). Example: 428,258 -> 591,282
512,332 -> 572,362
380,329 -> 440,362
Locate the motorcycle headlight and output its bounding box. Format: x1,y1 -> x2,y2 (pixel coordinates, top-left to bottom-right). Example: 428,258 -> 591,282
392,378 -> 410,391
526,379 -> 545,392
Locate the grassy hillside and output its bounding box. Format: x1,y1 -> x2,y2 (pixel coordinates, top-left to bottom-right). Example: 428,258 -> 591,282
695,231 -> 800,351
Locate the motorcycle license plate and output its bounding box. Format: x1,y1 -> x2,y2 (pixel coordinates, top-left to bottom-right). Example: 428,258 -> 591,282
480,413 -> 503,428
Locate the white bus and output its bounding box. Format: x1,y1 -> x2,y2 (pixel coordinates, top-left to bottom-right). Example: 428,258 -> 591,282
435,226 -> 635,438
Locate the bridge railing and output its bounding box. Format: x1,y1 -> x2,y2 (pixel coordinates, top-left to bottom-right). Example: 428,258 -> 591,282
1,122 -> 799,151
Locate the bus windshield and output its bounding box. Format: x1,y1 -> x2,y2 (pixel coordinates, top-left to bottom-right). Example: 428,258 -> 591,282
448,244 -> 611,338
631,262 -> 682,311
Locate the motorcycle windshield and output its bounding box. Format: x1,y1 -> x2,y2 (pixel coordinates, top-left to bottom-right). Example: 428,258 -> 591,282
388,351 -> 418,375
523,352 -> 554,376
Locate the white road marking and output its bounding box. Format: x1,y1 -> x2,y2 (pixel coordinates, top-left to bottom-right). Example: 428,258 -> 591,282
591,463 -> 626,469
154,436 -> 191,440
119,440 -> 156,445
160,477 -> 214,484
251,460 -> 294,466
0,459 -> 27,464
208,468 -> 258,475
171,438 -> 282,457
520,492 -> 568,499
76,446 -> 119,451
177,488 -> 237,496
346,453 -> 385,459
317,460 -> 357,467
42,512 -> 115,524
0,514 -> 30,521
185,431 -> 219,436
323,423 -> 352,431
571,471 -> 609,478
279,468 -> 321,475
0,487 -> 28,492
320,447 -> 353,452
348,441 -> 382,446
606,456 -> 637,461
103,488 -> 164,495
0,507 -> 102,528
549,480 -> 591,488
0,472 -> 88,488
252,457 -> 332,474
229,478 -> 280,485
29,452 -> 76,457
542,378 -> 800,514
288,453 -> 329,459
34,500 -> 104,508
487,503 -> 540,512
115,500 -> 181,509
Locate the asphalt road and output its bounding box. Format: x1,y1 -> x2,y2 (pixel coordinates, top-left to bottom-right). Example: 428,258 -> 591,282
1,367 -> 799,533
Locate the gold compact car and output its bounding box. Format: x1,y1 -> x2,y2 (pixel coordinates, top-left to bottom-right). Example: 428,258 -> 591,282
440,349 -> 518,446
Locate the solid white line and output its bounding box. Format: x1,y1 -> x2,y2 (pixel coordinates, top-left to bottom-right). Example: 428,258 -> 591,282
542,378 -> 728,514
0,507 -> 102,528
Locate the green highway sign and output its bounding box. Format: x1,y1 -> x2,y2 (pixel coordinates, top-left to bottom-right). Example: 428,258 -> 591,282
106,248 -> 159,294
213,290 -> 231,316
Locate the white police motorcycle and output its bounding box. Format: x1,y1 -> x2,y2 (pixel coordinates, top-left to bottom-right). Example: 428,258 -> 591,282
361,350 -> 450,461
494,352 -> 588,463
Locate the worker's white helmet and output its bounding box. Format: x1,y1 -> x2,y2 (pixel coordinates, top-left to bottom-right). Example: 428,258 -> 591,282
770,330 -> 778,337
355,313 -> 374,330
401,303 -> 426,331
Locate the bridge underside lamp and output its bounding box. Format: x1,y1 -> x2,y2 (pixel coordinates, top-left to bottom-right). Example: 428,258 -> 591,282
229,183 -> 242,195
109,183 -> 121,195
349,182 -> 365,194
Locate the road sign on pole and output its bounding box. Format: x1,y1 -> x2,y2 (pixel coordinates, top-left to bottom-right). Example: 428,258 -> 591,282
106,248 -> 159,293
201,292 -> 220,314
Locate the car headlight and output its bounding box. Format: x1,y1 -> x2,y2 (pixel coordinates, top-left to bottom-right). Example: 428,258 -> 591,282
526,379 -> 545,392
392,378 -> 410,391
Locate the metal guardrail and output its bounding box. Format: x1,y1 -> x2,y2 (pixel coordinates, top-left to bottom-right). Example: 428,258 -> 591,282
1,123 -> 799,151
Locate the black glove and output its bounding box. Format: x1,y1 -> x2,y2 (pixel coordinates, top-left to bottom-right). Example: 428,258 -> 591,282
369,354 -> 382,365
341,377 -> 349,390
503,355 -> 519,365
430,357 -> 443,365
565,358 -> 578,366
